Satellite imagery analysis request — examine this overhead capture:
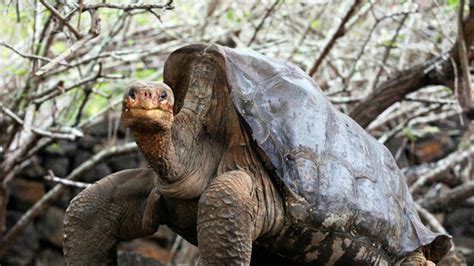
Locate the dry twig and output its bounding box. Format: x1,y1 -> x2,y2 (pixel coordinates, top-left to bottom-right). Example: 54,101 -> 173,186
307,0 -> 361,77
44,170 -> 91,189
34,10 -> 100,77
410,145 -> 474,194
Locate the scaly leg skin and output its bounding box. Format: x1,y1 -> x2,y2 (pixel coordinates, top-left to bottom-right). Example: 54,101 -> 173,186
197,170 -> 256,265
400,248 -> 435,266
63,168 -> 165,266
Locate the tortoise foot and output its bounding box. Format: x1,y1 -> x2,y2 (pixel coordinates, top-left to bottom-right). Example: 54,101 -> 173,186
400,248 -> 435,266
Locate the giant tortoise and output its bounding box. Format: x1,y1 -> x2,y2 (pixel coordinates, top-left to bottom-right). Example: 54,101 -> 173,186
63,44 -> 451,265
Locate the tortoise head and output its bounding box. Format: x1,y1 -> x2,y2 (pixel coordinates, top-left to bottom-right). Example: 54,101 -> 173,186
122,81 -> 174,131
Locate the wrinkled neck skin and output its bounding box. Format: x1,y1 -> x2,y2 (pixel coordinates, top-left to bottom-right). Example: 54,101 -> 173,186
133,61 -> 222,199
133,127 -> 181,183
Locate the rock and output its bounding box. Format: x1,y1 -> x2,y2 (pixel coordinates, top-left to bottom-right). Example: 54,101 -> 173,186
151,226 -> 177,246
70,148 -> 113,182
8,178 -> 45,211
16,157 -> 46,179
35,248 -> 65,266
42,156 -> 70,178
36,206 -> 65,247
58,141 -> 80,157
82,162 -> 112,183
77,135 -> 102,150
0,211 -> 39,265
414,139 -> 444,164
445,208 -> 474,238
71,150 -> 93,169
117,250 -> 165,266
438,249 -> 467,266
118,239 -> 170,262
107,154 -> 142,172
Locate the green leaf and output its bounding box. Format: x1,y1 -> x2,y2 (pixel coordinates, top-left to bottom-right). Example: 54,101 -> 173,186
432,32 -> 442,43
134,69 -> 155,79
45,143 -> 61,153
422,126 -> 440,134
402,127 -> 417,142
310,20 -> 319,30
135,14 -> 148,26
82,93 -> 108,119
441,87 -> 453,96
226,10 -> 235,20
52,41 -> 67,54
448,0 -> 459,8
459,141 -> 473,149
382,39 -> 396,48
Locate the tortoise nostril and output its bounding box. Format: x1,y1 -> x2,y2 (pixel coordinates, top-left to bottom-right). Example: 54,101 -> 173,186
128,88 -> 136,100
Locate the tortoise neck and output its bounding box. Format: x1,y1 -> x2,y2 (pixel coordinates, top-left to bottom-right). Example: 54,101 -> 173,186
132,113 -> 218,199
133,128 -> 184,184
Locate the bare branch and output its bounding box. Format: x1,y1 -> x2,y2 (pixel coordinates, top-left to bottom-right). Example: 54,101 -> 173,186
367,14 -> 408,93
350,3 -> 474,127
415,203 -> 449,235
82,2 -> 174,11
39,0 -> 83,40
247,1 -> 280,46
32,64 -> 102,104
410,145 -> 474,194
0,106 -> 83,141
457,0 -> 473,113
307,0 -> 361,77
419,180 -> 474,213
34,10 -> 101,77
0,41 -> 69,66
44,170 -> 91,188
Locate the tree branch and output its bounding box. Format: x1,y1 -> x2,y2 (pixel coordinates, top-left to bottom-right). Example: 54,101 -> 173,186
34,10 -> 100,77
307,0 -> 361,77
0,106 -> 84,141
350,3 -> 474,127
82,1 -> 174,11
39,0 -> 83,40
247,1 -> 280,46
457,0 -> 473,113
44,170 -> 91,188
410,145 -> 474,194
419,180 -> 474,213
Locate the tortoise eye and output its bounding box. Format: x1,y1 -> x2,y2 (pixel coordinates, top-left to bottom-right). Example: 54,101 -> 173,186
159,91 -> 167,101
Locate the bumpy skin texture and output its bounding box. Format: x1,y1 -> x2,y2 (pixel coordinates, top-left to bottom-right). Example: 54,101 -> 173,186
63,169 -> 163,265
64,44 -> 451,265
197,171 -> 255,265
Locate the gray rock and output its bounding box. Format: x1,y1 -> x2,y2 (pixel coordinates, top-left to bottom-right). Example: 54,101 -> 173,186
0,211 -> 39,265
35,248 -> 65,266
36,207 -> 65,247
118,251 -> 164,266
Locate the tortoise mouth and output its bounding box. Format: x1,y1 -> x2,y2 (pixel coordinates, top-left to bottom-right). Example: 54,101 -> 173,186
124,106 -> 172,114
121,107 -> 174,131
122,107 -> 173,121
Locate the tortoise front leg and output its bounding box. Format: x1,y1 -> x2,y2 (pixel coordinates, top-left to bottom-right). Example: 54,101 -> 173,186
400,248 -> 435,266
197,170 -> 256,265
63,168 -> 166,265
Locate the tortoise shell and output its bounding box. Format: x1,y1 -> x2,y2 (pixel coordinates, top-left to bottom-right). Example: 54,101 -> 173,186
163,44 -> 451,262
